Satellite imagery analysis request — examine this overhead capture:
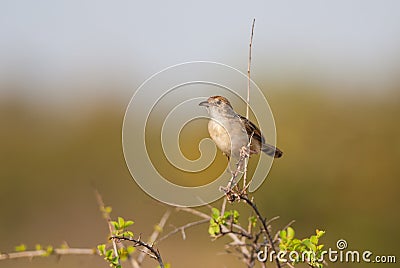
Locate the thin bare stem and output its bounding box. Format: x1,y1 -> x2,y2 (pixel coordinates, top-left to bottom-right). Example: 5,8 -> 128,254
94,190 -> 120,266
178,207 -> 251,258
274,219 -> 295,242
0,248 -> 97,261
246,18 -> 256,119
176,207 -> 210,219
244,18 -> 256,191
220,197 -> 227,217
265,216 -> 280,226
158,219 -> 209,242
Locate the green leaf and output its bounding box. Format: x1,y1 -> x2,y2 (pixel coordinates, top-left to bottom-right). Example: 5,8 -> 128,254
211,208 -> 220,219
287,227 -> 295,240
35,244 -> 42,251
291,238 -> 301,245
123,231 -> 134,237
302,239 -> 316,252
119,251 -> 128,261
232,210 -> 239,223
111,256 -> 119,265
106,249 -> 113,258
248,216 -> 257,227
126,245 -> 135,254
310,235 -> 318,245
111,221 -> 119,230
279,230 -> 287,240
208,219 -> 220,236
15,244 -> 26,252
223,211 -> 230,219
118,217 -> 125,229
97,244 -> 106,255
46,245 -> 54,255
104,206 -> 112,214
124,220 -> 134,228
316,229 -> 325,238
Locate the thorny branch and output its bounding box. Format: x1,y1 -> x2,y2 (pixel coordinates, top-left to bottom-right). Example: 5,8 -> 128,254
95,190 -> 169,268
111,236 -> 164,268
136,209 -> 171,265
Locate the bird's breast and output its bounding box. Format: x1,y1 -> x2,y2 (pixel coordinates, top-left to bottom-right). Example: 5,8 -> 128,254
208,120 -> 231,156
208,119 -> 249,158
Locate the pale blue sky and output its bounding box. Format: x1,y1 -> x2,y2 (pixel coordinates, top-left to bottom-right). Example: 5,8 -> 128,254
1,0 -> 399,102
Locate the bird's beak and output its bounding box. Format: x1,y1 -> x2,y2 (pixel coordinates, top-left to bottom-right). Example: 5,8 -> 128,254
199,101 -> 210,107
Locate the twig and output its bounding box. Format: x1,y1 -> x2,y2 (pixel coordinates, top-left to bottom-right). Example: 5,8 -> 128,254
112,236 -> 164,268
286,262 -> 296,268
222,144 -> 248,197
219,229 -> 253,240
0,248 -> 97,261
242,132 -> 255,194
176,207 -> 210,219
158,219 -> 209,242
178,207 -> 249,237
243,18 -> 256,192
177,207 -> 251,258
246,18 -> 256,119
136,210 -> 171,265
273,219 -> 295,243
94,190 -> 121,266
265,216 -> 280,227
220,197 -> 227,217
239,195 -> 281,268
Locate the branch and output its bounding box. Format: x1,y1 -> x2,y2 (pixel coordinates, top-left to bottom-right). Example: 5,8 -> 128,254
176,207 -> 210,219
136,209 -> 171,265
177,207 -> 251,261
273,219 -> 295,243
94,190 -> 121,266
246,18 -> 255,119
239,194 -> 281,268
158,219 -> 209,242
111,236 -> 164,268
244,18 -> 256,191
0,248 -> 97,261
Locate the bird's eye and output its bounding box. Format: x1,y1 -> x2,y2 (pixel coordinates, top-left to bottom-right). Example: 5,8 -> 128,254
216,100 -> 221,105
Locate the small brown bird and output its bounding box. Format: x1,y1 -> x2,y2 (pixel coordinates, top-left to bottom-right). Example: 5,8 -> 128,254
199,96 -> 283,159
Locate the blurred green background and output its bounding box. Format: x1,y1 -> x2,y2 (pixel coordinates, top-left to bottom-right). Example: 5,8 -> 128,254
1,1 -> 400,268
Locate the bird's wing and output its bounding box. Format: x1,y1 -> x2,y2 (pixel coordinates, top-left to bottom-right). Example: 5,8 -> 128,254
238,115 -> 283,158
237,114 -> 265,145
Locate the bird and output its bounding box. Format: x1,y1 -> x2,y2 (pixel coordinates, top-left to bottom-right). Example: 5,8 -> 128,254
199,96 -> 283,160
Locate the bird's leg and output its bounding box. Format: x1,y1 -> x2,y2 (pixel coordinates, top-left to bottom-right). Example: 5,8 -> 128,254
222,146 -> 250,200
240,143 -> 252,194
240,145 -> 250,159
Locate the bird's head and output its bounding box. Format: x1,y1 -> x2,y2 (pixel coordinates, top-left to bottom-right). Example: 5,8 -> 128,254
199,95 -> 233,109
199,96 -> 235,118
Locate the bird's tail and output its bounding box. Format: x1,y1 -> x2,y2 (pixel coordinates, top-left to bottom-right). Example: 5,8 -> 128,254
262,144 -> 283,158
